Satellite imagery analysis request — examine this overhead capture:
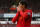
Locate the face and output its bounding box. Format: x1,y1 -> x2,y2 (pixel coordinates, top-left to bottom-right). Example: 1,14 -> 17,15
17,3 -> 25,9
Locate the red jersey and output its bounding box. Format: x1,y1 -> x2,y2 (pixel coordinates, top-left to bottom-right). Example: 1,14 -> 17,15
12,9 -> 32,27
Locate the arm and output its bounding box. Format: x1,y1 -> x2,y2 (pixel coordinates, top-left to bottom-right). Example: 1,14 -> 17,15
12,12 -> 20,23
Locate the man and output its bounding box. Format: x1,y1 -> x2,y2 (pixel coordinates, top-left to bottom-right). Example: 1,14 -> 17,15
12,1 -> 32,27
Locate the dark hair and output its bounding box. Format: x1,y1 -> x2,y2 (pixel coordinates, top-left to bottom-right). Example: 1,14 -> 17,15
19,1 -> 27,8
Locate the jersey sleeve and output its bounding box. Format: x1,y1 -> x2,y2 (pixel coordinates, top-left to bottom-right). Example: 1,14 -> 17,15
12,12 -> 20,23
27,10 -> 32,17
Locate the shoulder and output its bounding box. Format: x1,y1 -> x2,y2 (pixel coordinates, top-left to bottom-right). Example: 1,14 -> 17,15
25,10 -> 32,13
25,10 -> 32,15
27,10 -> 32,12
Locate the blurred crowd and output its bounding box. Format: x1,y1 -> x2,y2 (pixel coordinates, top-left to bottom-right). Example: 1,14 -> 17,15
0,0 -> 40,13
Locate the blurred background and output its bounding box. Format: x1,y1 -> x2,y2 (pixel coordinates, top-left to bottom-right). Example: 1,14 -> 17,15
0,0 -> 40,27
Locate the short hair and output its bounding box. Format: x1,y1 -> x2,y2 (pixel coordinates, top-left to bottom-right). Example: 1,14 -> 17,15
19,1 -> 27,8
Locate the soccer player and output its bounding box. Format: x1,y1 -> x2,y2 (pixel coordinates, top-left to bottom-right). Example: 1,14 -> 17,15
12,1 -> 32,27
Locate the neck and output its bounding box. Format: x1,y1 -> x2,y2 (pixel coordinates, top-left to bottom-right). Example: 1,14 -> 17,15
22,8 -> 27,12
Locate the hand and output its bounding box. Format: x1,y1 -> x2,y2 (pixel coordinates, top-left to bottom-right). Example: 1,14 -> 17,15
17,6 -> 23,12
